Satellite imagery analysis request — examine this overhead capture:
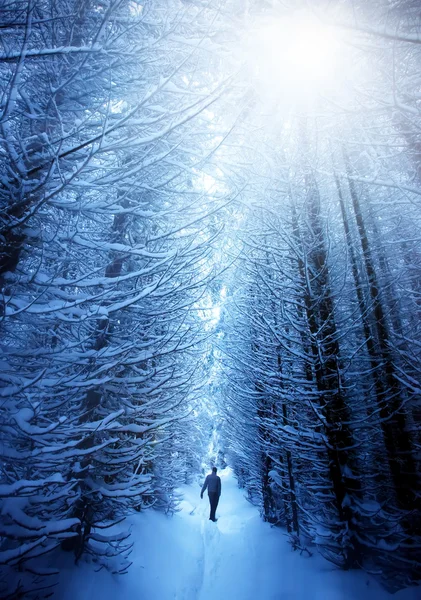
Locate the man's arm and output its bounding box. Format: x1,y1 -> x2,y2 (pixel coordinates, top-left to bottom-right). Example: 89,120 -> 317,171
200,475 -> 209,498
217,476 -> 221,497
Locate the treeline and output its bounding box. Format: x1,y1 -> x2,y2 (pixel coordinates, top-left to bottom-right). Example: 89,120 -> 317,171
220,0 -> 421,591
0,0 -> 227,596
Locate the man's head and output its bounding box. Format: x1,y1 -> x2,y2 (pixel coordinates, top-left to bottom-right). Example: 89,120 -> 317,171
212,467 -> 217,474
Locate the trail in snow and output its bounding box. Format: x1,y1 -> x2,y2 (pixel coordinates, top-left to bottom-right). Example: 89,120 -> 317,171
55,468 -> 419,600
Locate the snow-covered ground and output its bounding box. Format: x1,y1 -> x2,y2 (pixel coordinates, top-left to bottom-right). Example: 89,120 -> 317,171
55,468 -> 419,600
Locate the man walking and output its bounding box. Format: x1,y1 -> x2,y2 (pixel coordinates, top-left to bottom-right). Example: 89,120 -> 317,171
201,467 -> 221,522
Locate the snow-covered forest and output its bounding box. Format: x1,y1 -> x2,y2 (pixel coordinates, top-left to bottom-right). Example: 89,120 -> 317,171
0,0 -> 420,598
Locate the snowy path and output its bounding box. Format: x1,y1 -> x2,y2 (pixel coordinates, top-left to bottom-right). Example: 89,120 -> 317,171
55,468 -> 419,600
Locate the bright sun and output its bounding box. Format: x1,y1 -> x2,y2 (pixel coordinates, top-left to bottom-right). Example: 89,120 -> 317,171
244,13 -> 340,103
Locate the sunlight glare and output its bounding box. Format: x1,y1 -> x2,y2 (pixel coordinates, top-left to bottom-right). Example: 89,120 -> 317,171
244,13 -> 340,102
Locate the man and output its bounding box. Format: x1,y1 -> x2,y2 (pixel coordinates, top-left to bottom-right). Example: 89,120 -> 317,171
201,467 -> 221,522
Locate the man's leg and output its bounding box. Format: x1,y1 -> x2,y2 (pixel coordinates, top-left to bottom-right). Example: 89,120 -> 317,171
213,495 -> 219,519
209,492 -> 218,521
208,493 -> 214,520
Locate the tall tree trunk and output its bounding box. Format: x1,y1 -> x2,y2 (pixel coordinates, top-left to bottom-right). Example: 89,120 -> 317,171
290,170 -> 360,568
343,149 -> 419,517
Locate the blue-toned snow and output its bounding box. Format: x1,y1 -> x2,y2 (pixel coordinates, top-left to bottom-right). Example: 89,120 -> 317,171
55,468 -> 419,600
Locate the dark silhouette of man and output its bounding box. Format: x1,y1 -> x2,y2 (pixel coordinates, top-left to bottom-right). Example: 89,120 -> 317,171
201,467 -> 221,522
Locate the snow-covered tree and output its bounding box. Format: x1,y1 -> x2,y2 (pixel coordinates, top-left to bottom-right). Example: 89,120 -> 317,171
0,0 -> 233,595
